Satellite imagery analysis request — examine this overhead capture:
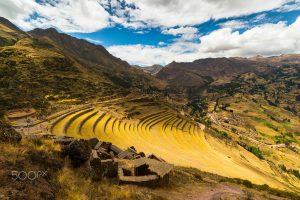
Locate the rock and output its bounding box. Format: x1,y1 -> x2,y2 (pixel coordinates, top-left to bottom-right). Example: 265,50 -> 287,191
101,159 -> 118,178
0,120 -> 22,143
90,150 -> 102,181
110,144 -> 123,154
118,148 -> 137,159
129,146 -> 136,151
147,154 -> 165,162
88,138 -> 99,149
138,152 -> 146,157
53,137 -> 74,145
60,145 -> 70,158
97,149 -> 111,160
68,139 -> 91,167
109,151 -> 115,158
94,141 -> 111,150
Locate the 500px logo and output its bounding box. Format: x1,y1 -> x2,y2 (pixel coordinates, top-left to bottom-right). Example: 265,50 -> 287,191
11,170 -> 47,181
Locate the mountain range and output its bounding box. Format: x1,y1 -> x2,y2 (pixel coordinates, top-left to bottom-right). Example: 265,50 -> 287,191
1,17 -> 300,199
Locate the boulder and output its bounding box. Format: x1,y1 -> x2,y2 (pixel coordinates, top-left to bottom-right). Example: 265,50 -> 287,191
68,139 -> 91,167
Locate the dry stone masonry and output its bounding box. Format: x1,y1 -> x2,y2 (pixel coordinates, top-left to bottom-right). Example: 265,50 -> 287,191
53,136 -> 173,187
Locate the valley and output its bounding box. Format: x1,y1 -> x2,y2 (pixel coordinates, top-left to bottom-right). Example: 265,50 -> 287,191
0,16 -> 300,199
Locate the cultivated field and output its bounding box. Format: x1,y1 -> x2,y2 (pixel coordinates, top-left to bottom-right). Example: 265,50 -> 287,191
49,98 -> 299,192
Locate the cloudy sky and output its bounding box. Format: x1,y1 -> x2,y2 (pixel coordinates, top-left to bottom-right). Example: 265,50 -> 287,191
1,0 -> 300,66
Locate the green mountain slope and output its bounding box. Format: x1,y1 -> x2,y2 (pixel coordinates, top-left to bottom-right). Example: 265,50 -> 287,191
0,18 -> 164,116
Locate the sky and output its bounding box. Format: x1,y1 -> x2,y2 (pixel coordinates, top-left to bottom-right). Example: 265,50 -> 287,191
1,0 -> 300,66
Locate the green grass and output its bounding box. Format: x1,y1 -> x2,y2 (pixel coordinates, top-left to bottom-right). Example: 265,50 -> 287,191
279,164 -> 300,180
273,134 -> 297,145
263,122 -> 278,131
248,146 -> 264,159
253,116 -> 264,122
282,119 -> 291,128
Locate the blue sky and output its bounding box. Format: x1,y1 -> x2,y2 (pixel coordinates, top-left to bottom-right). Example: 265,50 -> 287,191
70,9 -> 300,47
1,0 -> 300,66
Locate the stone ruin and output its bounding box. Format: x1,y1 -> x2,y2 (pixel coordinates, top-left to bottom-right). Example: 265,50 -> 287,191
51,135 -> 173,187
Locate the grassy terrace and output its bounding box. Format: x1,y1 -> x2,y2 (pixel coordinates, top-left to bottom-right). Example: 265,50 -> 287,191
49,102 -> 300,192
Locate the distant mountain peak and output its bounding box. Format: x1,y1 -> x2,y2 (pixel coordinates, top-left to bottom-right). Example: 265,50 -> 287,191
140,64 -> 163,75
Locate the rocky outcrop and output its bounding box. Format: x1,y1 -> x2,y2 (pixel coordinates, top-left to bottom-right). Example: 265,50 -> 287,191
55,136 -> 173,187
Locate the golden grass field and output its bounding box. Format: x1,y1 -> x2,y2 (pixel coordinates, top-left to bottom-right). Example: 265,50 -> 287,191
50,99 -> 300,192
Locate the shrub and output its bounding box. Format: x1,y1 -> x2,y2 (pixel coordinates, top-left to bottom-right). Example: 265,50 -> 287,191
273,135 -> 296,145
248,146 -> 264,159
242,180 -> 253,188
263,122 -> 278,131
290,169 -> 300,180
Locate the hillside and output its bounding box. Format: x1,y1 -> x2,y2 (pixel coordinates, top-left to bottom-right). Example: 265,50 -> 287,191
157,57 -> 271,95
0,17 -> 28,46
0,18 -> 164,116
1,17 -> 300,199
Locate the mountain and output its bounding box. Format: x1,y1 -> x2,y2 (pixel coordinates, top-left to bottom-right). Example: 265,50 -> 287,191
1,17 -> 300,197
131,64 -> 163,75
0,17 -> 28,46
156,55 -> 300,93
29,28 -> 129,71
29,28 -> 164,89
157,57 -> 269,81
0,17 -> 164,116
142,64 -> 163,75
249,54 -> 300,66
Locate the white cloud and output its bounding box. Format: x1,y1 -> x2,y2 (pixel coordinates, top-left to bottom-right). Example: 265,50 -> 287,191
0,0 -> 297,33
158,41 -> 165,46
84,38 -> 102,44
252,13 -> 267,23
162,26 -> 199,41
108,17 -> 300,66
277,0 -> 300,11
162,27 -> 198,36
219,20 -> 247,29
109,0 -> 291,28
1,0 -> 300,66
0,0 -> 110,32
108,42 -> 200,66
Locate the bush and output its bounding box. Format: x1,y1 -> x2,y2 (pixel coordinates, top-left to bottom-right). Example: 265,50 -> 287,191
242,180 -> 253,188
290,169 -> 300,180
273,135 -> 296,145
248,146 -> 264,159
263,122 -> 278,131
